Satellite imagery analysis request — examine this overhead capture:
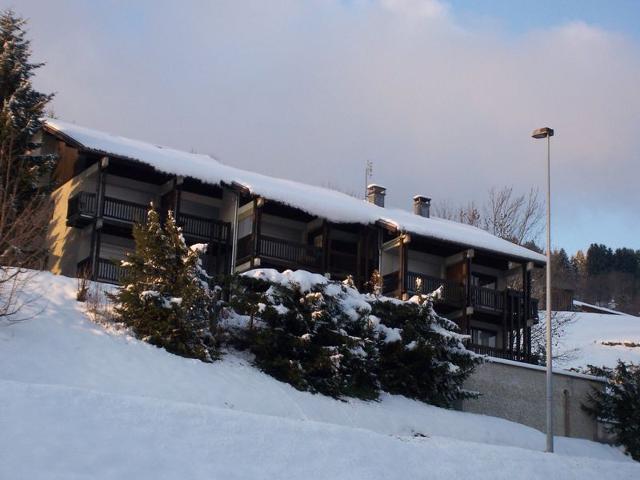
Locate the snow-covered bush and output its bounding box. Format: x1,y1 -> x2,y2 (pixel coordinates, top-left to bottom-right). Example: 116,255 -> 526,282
227,270 -> 379,399
371,292 -> 480,407
110,206 -> 220,363
226,269 -> 480,405
583,361 -> 640,461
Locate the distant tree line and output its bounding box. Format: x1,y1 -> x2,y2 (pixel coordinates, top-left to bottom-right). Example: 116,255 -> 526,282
551,245 -> 640,315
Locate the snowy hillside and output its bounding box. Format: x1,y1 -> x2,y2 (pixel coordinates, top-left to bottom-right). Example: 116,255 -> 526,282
1,272 -> 638,479
552,310 -> 640,370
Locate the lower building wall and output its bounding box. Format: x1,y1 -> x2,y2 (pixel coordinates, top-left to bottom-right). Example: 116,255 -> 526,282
46,173 -> 92,277
460,359 -> 608,442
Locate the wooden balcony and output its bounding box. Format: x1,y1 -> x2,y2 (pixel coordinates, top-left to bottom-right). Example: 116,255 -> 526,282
78,252 -> 222,284
177,213 -> 230,244
77,257 -> 122,284
406,271 -> 466,307
329,250 -> 358,276
67,192 -> 148,227
67,192 -> 230,244
383,270 -> 539,320
236,234 -> 323,271
382,271 -> 465,308
467,343 -> 539,365
67,191 -> 98,227
470,285 -> 505,312
259,235 -> 323,270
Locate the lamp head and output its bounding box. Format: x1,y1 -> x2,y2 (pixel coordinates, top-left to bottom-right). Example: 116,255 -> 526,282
532,127 -> 554,139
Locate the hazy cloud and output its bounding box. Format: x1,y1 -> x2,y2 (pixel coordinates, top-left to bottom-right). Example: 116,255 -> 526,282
14,0 -> 640,251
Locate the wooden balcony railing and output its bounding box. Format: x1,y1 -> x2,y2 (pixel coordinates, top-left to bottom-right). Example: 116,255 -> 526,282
68,192 -> 148,224
67,192 -> 230,244
177,212 -> 230,243
406,271 -> 466,307
467,343 -> 539,364
259,235 -> 323,270
103,196 -> 148,224
79,252 -> 220,284
67,191 -> 97,221
382,272 -> 400,295
382,271 -> 539,320
329,250 -> 357,274
77,257 -> 122,284
470,285 -> 505,312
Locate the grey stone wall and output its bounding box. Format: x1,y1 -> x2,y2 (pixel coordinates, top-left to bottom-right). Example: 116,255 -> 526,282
460,359 -> 607,442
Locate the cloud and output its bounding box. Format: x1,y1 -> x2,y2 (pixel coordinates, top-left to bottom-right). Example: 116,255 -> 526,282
380,0 -> 450,19
16,0 -> 640,251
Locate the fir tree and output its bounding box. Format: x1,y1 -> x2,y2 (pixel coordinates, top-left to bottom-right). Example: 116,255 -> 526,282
229,273 -> 379,400
0,10 -> 55,321
111,206 -> 220,362
371,292 -> 481,408
583,361 -> 640,461
0,9 -> 55,209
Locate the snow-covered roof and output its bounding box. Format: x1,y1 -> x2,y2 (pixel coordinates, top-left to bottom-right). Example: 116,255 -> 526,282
44,119 -> 546,264
572,300 -> 626,316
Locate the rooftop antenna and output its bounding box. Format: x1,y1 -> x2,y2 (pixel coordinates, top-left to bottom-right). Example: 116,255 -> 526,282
365,160 -> 373,199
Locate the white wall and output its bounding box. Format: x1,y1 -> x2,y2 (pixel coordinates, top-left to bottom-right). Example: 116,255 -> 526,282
261,214 -> 305,243
179,191 -> 221,219
471,264 -> 507,290
105,175 -> 158,206
100,234 -> 135,261
407,249 -> 444,278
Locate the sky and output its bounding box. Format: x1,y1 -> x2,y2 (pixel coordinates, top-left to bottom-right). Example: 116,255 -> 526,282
12,0 -> 640,254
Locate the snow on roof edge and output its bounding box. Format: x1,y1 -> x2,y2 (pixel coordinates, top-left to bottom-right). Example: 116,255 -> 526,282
572,300 -> 631,317
43,120 -> 546,265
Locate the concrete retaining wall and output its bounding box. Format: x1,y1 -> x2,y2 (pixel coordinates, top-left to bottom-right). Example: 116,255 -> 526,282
460,358 -> 608,442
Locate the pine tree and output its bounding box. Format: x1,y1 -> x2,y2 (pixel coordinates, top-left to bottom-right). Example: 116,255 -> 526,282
0,10 -> 55,322
0,9 -> 54,209
371,292 -> 480,408
111,206 -> 219,362
229,273 -> 379,400
583,361 -> 640,461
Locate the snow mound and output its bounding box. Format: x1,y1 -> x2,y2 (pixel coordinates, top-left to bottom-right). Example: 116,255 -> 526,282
0,271 -> 637,479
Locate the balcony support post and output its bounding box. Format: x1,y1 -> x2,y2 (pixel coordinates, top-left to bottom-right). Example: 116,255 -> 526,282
89,157 -> 108,281
356,225 -> 364,287
398,234 -> 409,299
464,251 -> 473,334
251,197 -> 263,268
321,220 -> 330,274
524,263 -> 533,356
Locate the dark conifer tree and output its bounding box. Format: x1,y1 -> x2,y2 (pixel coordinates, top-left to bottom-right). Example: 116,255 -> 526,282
111,206 -> 219,362
0,10 -> 55,273
583,361 -> 640,461
0,9 -> 54,207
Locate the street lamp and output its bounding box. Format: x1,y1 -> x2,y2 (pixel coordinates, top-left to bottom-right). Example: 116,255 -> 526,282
532,126 -> 554,453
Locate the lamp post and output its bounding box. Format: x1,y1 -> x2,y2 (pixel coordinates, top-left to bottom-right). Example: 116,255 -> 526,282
532,126 -> 554,453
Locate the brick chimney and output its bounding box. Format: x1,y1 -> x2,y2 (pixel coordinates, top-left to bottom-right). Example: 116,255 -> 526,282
413,195 -> 431,218
367,184 -> 386,207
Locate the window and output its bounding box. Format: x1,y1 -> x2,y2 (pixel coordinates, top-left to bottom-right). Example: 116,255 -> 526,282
471,272 -> 497,290
471,328 -> 497,348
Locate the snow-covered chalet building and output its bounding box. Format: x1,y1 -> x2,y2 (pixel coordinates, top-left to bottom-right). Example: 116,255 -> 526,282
36,120 -> 546,363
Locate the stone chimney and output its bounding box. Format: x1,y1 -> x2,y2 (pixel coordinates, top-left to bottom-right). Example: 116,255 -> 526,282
367,184 -> 386,207
413,195 -> 431,218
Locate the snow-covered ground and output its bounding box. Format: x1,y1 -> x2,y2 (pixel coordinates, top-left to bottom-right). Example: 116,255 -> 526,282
551,310 -> 640,370
1,272 -> 638,479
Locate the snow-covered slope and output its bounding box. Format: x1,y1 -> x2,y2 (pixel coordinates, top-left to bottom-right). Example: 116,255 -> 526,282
1,272 -> 638,479
554,310 -> 640,370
